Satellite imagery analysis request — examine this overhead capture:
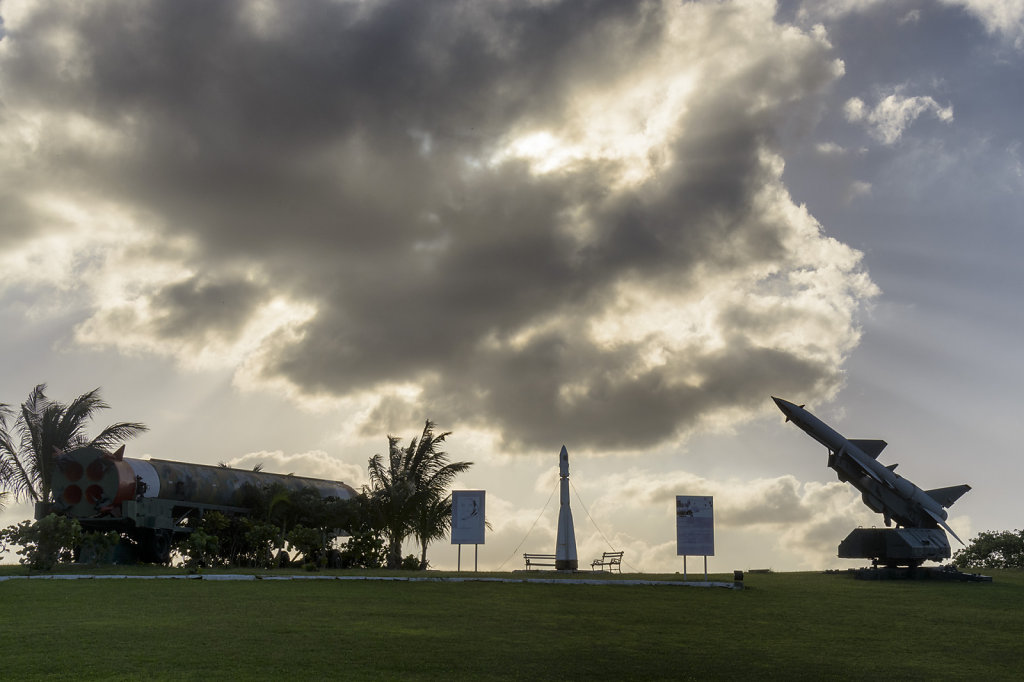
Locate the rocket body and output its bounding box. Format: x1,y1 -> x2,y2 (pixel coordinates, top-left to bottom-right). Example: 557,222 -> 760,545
772,397 -> 969,543
555,445 -> 578,570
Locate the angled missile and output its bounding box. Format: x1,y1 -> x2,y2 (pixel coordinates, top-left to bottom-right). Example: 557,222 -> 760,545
772,397 -> 969,544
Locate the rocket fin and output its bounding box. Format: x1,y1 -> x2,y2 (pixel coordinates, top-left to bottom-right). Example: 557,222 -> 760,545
837,445 -> 885,485
849,439 -> 887,459
925,508 -> 965,546
925,484 -> 971,508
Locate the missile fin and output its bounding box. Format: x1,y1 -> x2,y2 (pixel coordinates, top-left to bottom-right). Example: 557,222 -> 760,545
837,445 -> 885,486
925,484 -> 971,508
925,508 -> 965,546
849,439 -> 887,459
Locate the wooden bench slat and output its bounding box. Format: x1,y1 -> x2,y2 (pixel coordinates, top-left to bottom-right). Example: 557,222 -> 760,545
523,553 -> 557,570
590,551 -> 624,573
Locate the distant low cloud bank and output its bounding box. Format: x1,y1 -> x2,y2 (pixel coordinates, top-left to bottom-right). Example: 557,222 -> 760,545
0,0 -> 877,451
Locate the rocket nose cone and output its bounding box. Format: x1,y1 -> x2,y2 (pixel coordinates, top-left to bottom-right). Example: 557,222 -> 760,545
772,397 -> 797,421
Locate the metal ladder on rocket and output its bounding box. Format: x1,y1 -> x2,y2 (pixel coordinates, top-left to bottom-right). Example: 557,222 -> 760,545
555,445 -> 579,571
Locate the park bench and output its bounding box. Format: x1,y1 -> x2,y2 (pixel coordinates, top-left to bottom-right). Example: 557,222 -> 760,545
523,553 -> 557,570
590,551 -> 624,573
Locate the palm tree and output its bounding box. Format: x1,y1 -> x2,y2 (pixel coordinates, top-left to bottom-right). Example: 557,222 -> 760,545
0,452 -> 10,512
366,420 -> 471,569
366,435 -> 415,569
0,437 -> 13,512
411,493 -> 454,569
0,401 -> 31,506
0,384 -> 149,506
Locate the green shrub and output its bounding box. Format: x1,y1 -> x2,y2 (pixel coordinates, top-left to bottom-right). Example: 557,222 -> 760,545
339,524 -> 387,568
244,521 -> 283,568
285,524 -> 326,567
953,529 -> 1024,569
177,529 -> 220,571
0,514 -> 82,570
78,531 -> 121,564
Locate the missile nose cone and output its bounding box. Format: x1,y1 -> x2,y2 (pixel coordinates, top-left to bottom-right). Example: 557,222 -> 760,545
772,397 -> 798,422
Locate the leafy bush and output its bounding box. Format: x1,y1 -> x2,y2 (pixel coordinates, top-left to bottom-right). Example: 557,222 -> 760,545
244,521 -> 283,568
0,514 -> 82,570
953,529 -> 1024,569
286,524 -> 326,567
178,529 -> 220,571
78,531 -> 121,564
339,524 -> 387,568
401,553 -> 421,570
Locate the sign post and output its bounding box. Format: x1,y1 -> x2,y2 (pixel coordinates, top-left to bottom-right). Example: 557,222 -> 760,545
451,490 -> 486,572
676,495 -> 714,581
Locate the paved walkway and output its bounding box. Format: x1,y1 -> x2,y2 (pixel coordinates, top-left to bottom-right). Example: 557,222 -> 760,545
0,573 -> 741,588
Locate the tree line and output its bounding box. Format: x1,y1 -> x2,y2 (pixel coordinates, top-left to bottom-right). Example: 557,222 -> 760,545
1,384 -> 471,571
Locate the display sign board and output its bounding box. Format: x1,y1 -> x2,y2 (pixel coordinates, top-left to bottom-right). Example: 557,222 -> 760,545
451,490 -> 486,545
676,495 -> 714,556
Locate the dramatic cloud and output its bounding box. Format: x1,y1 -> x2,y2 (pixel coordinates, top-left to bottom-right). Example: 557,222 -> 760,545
0,0 -> 877,451
844,92 -> 954,144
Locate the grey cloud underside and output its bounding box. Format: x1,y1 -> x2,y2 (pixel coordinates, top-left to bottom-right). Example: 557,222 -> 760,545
150,276 -> 264,342
2,1 -> 873,450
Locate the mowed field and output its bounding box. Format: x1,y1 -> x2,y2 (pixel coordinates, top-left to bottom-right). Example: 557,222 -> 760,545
1,569 -> 1021,680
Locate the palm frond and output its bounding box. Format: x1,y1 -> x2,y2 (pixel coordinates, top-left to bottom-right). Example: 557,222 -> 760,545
0,423 -> 39,502
90,421 -> 149,450
0,385 -> 147,504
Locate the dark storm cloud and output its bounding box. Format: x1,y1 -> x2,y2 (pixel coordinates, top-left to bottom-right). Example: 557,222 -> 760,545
0,0 -> 876,450
149,276 -> 264,342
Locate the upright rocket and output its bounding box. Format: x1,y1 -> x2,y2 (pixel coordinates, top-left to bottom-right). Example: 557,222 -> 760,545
773,397 -> 970,566
555,445 -> 578,570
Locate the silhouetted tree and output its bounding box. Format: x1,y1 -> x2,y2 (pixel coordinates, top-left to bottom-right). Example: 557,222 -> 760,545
412,493 -> 454,569
366,421 -> 471,569
953,529 -> 1024,569
0,454 -> 11,512
0,385 -> 148,505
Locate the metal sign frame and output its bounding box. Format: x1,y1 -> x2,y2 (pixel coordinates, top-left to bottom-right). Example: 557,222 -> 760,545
451,490 -> 486,572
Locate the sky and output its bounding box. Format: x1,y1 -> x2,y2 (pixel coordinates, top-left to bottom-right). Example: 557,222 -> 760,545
1,0 -> 1022,573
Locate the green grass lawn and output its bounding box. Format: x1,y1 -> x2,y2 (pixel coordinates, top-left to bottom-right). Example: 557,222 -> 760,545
1,569 -> 1021,680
